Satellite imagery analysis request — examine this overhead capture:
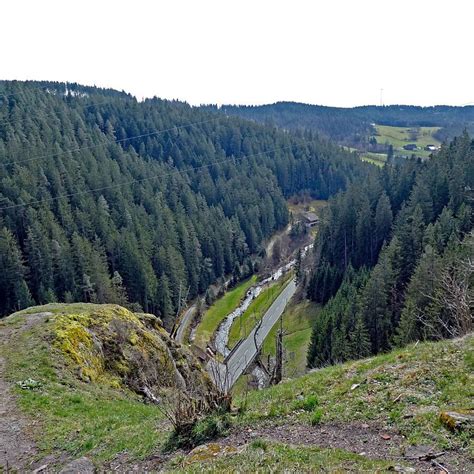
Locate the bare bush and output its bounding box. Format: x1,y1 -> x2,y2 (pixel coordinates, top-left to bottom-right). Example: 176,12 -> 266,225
419,257 -> 473,338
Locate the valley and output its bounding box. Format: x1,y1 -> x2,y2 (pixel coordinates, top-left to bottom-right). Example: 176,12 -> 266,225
0,80 -> 472,473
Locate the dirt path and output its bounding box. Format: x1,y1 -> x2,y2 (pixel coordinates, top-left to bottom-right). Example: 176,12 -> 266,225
108,419 -> 471,472
0,312 -> 51,472
218,421 -> 471,473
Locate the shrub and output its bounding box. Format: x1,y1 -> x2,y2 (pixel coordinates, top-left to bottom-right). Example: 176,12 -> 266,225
192,413 -> 231,445
310,408 -> 323,425
293,394 -> 319,412
250,438 -> 268,451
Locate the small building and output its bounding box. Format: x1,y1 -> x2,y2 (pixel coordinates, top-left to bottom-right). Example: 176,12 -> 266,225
403,144 -> 418,151
424,144 -> 438,151
303,212 -> 319,227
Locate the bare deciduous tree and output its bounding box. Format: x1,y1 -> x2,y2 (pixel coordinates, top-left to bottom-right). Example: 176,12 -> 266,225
419,257 -> 473,338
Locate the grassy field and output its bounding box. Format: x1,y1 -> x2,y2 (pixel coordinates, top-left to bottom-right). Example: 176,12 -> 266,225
174,441 -> 394,472
373,124 -> 441,158
193,275 -> 257,349
360,151 -> 386,166
287,198 -> 327,216
231,298 -> 317,396
263,300 -> 319,377
262,299 -> 318,378
227,274 -> 292,349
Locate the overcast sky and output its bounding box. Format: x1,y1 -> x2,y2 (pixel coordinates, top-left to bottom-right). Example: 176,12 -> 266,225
2,0 -> 473,107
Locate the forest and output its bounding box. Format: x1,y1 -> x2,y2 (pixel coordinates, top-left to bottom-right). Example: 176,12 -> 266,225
0,81 -> 371,323
1,80 -> 471,360
307,133 -> 473,367
216,102 -> 474,146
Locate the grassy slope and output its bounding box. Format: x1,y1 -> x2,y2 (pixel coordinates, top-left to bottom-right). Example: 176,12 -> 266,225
172,334 -> 473,472
0,305 -> 166,464
174,441 -> 394,472
236,335 -> 474,455
193,275 -> 257,349
374,124 -> 441,158
261,299 -> 318,378
361,152 -> 387,166
2,304 -> 472,472
227,274 -> 292,349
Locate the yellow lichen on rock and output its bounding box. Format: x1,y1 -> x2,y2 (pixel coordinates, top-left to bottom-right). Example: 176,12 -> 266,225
54,315 -> 105,382
48,304 -> 216,398
440,410 -> 474,432
185,443 -> 240,464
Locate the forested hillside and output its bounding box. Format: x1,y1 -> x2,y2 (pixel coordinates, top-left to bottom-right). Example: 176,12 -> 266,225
216,102 -> 474,145
307,133 -> 474,367
0,81 -> 370,322
206,102 -> 374,146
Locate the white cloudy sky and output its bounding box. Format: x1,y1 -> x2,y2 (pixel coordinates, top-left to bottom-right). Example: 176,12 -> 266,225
2,0 -> 473,107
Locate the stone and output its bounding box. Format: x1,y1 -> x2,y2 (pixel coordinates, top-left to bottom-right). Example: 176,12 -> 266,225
185,443 -> 239,464
389,466 -> 416,473
60,457 -> 95,473
439,410 -> 474,432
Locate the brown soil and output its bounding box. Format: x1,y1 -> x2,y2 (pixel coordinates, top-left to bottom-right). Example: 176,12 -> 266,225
0,312 -> 51,472
105,419 -> 472,473
218,420 -> 473,473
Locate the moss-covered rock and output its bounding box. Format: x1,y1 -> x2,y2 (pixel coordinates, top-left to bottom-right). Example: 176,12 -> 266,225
439,410 -> 474,432
50,304 -> 216,400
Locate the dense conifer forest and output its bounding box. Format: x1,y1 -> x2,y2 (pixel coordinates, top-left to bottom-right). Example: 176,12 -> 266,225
215,102 -> 474,145
307,133 -> 474,367
0,81 -> 371,323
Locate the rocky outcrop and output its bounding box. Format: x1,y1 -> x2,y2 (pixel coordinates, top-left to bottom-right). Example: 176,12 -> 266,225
52,304 -> 217,402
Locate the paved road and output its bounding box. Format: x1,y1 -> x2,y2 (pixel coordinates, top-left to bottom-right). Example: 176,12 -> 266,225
175,305 -> 196,343
208,278 -> 296,391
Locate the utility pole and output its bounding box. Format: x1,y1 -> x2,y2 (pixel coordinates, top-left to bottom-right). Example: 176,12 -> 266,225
170,282 -> 190,339
271,315 -> 284,385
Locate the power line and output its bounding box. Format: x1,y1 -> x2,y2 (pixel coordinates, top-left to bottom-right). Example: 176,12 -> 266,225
0,116 -> 222,168
0,143 -> 297,211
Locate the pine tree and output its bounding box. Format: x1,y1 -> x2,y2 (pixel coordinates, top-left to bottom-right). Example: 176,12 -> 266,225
349,316 -> 371,358
81,274 -> 96,302
111,271 -> 129,306
0,228 -> 34,314
374,192 -> 393,251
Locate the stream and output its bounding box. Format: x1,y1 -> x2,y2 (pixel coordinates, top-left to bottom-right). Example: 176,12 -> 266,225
214,243 -> 313,357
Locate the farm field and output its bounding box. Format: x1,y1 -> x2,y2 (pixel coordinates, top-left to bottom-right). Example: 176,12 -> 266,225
372,124 -> 442,158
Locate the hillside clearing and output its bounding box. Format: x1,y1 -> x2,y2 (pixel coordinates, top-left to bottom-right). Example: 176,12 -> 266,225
261,299 -> 318,378
373,124 -> 442,158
